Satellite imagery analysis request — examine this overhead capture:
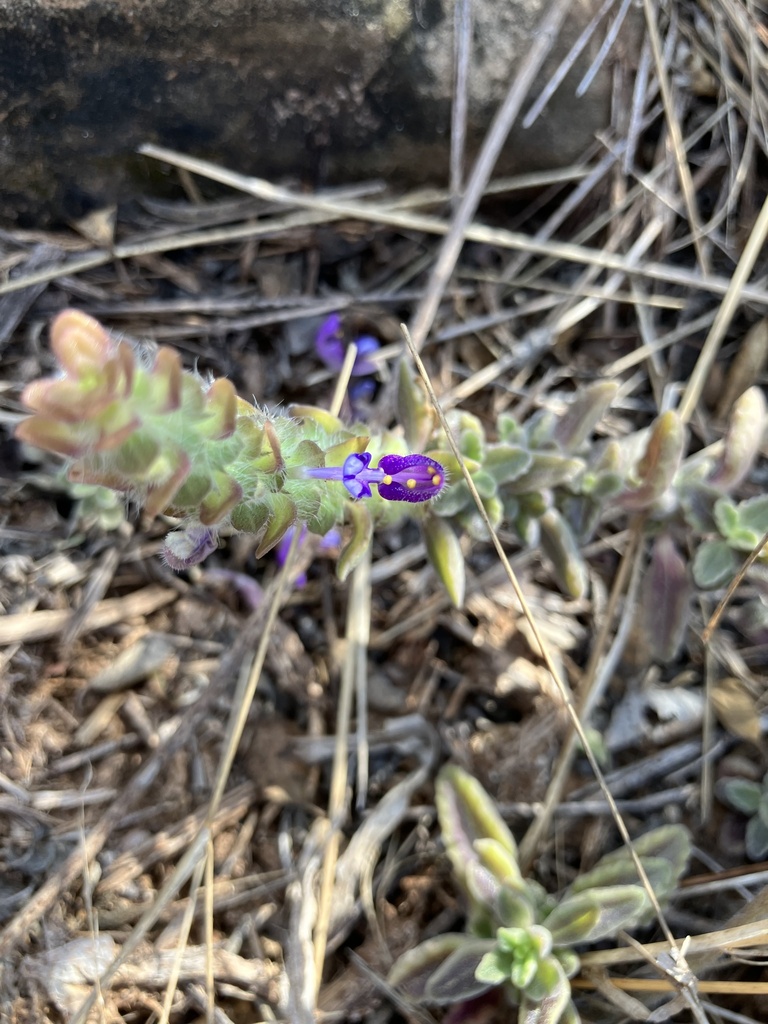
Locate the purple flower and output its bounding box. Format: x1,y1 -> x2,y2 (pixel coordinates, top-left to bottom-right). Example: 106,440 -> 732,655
315,314 -> 380,376
305,451 -> 445,503
275,523 -> 342,588
315,313 -> 346,369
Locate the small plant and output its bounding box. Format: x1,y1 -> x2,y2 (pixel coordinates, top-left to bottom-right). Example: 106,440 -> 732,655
718,773 -> 768,860
15,309 -> 765,610
388,766 -> 691,1024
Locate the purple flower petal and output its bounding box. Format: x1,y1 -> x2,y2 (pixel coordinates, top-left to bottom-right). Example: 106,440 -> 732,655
377,454 -> 446,503
276,524 -> 308,568
315,313 -> 345,370
351,335 -> 380,376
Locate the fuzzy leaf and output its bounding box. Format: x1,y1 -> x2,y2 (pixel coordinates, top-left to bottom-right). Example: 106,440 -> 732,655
543,894 -> 600,945
423,513 -> 465,607
573,826 -> 690,900
711,677 -> 762,743
692,540 -> 740,589
519,988 -> 572,1024
570,855 -> 672,898
254,493 -> 297,557
483,444 -> 533,484
719,778 -> 763,816
638,533 -> 691,663
426,940 -> 498,1004
199,471 -> 244,526
474,838 -> 525,892
539,508 -> 588,600
503,454 -> 585,495
620,411 -> 685,510
336,500 -> 372,581
745,815 -> 768,860
475,949 -> 513,986
553,382 -> 618,452
398,359 -> 433,450
389,934 -> 472,1000
525,954 -> 569,1002
709,386 -> 767,490
435,767 -> 518,897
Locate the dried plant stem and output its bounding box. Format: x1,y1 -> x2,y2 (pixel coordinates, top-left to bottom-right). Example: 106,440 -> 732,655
313,544 -> 372,990
702,528 -> 768,645
408,0 -> 572,351
518,520 -> 646,871
643,0 -> 709,273
402,324 -> 683,958
679,190 -> 768,422
573,977 -> 768,995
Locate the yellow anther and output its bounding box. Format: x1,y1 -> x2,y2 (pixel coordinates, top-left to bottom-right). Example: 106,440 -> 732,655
383,474 -> 393,485
432,474 -> 441,486
406,478 -> 417,489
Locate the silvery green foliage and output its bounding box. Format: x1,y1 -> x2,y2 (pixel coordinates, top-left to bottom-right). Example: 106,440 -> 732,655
388,766 -> 691,1024
17,310 -> 766,608
718,774 -> 768,860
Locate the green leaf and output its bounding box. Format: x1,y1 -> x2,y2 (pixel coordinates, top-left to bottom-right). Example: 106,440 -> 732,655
398,360 -> 433,451
692,540 -> 740,588
483,444 -> 533,484
474,837 -> 525,892
575,885 -> 648,942
499,413 -> 525,444
539,508 -> 588,600
435,766 -> 518,897
475,948 -> 513,986
425,939 -> 498,1004
553,382 -> 618,452
503,454 -> 585,495
572,826 -> 690,902
709,386 -> 767,490
544,893 -> 600,945
422,514 -> 465,607
746,815 -> 768,861
253,493 -> 297,556
526,954 -> 568,1002
638,533 -> 691,663
720,778 -> 763,815
388,934 -> 471,1000
336,501 -> 372,581
734,494 -> 768,542
620,411 -> 686,511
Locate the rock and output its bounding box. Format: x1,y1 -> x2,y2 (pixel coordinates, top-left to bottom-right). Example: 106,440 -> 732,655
1,0 -> 630,223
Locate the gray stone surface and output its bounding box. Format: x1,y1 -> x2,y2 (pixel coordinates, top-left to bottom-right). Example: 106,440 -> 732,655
1,0 -> 626,223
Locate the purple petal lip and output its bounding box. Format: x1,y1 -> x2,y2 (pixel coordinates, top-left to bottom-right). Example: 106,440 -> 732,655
377,453 -> 445,503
